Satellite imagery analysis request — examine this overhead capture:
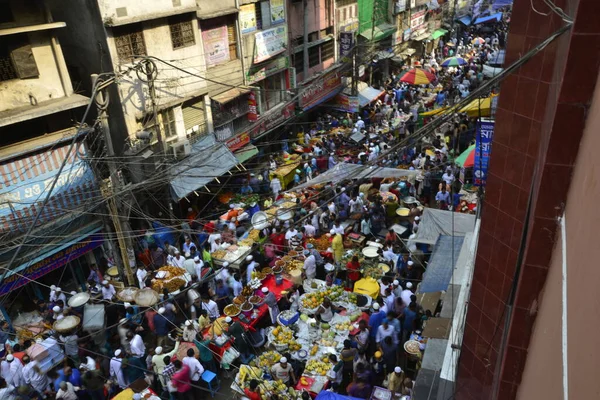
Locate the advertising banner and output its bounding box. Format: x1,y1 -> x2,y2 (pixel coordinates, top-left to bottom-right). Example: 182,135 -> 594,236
248,102 -> 296,139
328,93 -> 359,113
248,92 -> 258,122
339,32 -> 354,59
0,233 -> 104,295
474,119 -> 495,186
226,132 -> 251,152
202,25 -> 230,66
299,70 -> 343,110
254,26 -> 288,63
240,4 -> 257,34
270,0 -> 285,24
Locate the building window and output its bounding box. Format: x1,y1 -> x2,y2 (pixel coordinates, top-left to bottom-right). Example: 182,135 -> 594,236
321,40 -> 334,61
160,109 -> 177,139
293,50 -> 303,74
113,23 -> 146,64
0,35 -> 39,82
227,20 -> 238,60
258,72 -> 283,112
169,16 -> 195,49
255,3 -> 263,30
309,46 -> 319,67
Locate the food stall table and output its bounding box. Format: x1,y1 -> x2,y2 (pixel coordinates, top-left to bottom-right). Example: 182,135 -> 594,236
295,375 -> 329,398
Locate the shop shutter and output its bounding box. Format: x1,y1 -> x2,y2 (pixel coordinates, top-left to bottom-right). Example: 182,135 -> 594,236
182,98 -> 207,134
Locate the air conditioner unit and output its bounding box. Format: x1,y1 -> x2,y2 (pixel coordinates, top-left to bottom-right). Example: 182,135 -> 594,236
170,138 -> 191,159
124,146 -> 156,184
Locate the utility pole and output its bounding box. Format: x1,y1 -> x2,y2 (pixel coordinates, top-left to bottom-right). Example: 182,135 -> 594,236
303,0 -> 309,80
91,74 -> 135,285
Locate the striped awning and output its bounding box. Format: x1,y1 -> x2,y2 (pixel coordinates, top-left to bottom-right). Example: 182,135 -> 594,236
0,141 -> 97,236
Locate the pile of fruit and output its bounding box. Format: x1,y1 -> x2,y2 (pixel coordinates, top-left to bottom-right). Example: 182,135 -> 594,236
253,351 -> 282,369
304,360 -> 331,376
259,381 -> 302,399
236,364 -> 263,385
306,236 -> 330,251
301,285 -> 346,309
334,321 -> 354,331
271,326 -> 301,351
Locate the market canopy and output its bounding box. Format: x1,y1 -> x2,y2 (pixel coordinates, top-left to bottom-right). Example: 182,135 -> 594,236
358,23 -> 396,41
358,86 -> 385,107
291,162 -> 418,191
420,235 -> 466,293
456,15 -> 472,25
473,12 -> 502,25
315,391 -> 363,400
459,95 -> 497,117
430,29 -> 448,40
411,208 -> 476,245
169,134 -> 239,200
492,0 -> 513,9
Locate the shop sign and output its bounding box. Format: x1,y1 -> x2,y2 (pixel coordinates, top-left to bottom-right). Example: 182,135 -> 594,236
403,29 -> 411,42
226,132 -> 251,152
270,0 -> 285,24
299,70 -> 342,110
410,0 -> 416,8
0,233 -> 104,296
474,119 -> 495,186
339,32 -> 354,59
393,30 -> 403,45
248,92 -> 258,122
329,93 -> 359,113
411,10 -> 427,29
240,4 -> 257,34
339,21 -> 359,33
202,25 -> 230,66
254,25 -> 288,63
246,56 -> 289,84
248,101 -> 296,139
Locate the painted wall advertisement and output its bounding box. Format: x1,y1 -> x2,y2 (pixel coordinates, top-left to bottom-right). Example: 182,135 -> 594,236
328,93 -> 359,113
339,32 -> 354,59
240,4 -> 257,34
410,10 -> 427,29
270,0 -> 285,24
299,70 -> 343,110
474,119 -> 495,186
254,26 -> 287,63
202,25 -> 230,66
0,233 -> 104,295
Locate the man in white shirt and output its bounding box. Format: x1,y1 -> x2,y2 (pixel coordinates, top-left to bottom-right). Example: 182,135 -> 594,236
167,250 -> 185,268
231,274 -> 243,297
182,348 -> 204,396
285,227 -> 298,243
127,331 -> 146,358
303,223 -> 316,238
21,356 -> 48,394
136,265 -> 148,289
245,256 -> 257,284
51,288 -> 67,304
193,257 -> 204,281
355,116 -> 365,130
56,381 -> 78,400
442,167 -> 455,186
201,296 -> 219,319
2,355 -> 23,388
401,282 -> 414,307
215,262 -> 230,284
384,288 -> 396,313
382,247 -> 398,263
110,350 -> 127,389
100,279 -> 116,302
376,319 -> 397,345
303,251 -> 317,279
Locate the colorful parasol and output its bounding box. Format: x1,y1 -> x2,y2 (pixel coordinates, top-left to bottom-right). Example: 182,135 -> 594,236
455,144 -> 476,167
472,37 -> 486,45
399,68 -> 437,85
441,56 -> 467,67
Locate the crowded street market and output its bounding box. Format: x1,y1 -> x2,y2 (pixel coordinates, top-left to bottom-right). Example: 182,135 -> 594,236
0,4 -> 509,400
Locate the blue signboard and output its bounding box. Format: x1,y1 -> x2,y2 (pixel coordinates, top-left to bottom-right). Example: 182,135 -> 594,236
0,232 -> 104,295
474,119 -> 495,186
339,32 -> 354,59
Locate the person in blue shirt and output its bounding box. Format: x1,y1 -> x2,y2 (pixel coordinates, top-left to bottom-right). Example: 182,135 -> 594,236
293,169 -> 301,186
435,91 -> 446,107
401,302 -> 418,343
53,366 -> 82,390
240,180 -> 253,195
395,252 -> 411,275
368,303 -> 386,353
124,303 -> 142,325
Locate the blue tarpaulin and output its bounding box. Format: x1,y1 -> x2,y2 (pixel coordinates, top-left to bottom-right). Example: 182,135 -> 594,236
315,392 -> 363,400
473,12 -> 502,25
492,0 -> 513,9
358,86 -> 385,107
457,15 -> 472,25
419,235 -> 465,293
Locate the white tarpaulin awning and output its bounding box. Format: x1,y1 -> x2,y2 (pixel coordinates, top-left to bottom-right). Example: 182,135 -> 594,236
358,87 -> 385,107
291,162 -> 418,191
411,208 -> 476,245
169,134 -> 239,200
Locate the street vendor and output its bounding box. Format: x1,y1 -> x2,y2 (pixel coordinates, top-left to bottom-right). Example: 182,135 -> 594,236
261,286 -> 280,324
316,297 -> 337,323
330,229 -> 344,265
271,357 -> 296,387
244,379 -> 262,400
302,250 -> 317,280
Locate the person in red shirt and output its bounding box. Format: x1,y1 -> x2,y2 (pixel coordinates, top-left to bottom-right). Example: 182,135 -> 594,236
171,360 -> 193,400
204,220 -> 216,234
269,228 -> 286,254
244,379 -> 262,400
346,255 -> 361,289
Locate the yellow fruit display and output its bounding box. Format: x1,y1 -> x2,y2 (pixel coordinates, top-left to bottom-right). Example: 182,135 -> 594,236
334,321 -> 354,331
301,285 -> 346,309
310,345 -> 319,356
271,326 -> 301,351
253,351 -> 282,369
304,360 -> 331,376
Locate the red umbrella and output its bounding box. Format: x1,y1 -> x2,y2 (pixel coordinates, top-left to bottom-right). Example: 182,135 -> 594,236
399,68 -> 437,85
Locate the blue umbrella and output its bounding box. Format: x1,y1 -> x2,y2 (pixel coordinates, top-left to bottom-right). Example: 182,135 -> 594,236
441,57 -> 468,67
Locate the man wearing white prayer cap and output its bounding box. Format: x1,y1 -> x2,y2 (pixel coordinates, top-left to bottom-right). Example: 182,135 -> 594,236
401,283 -> 414,308
262,286 -> 279,324
387,366 -> 406,393
152,339 -> 181,391
101,280 -> 116,301
182,320 -> 198,342
271,356 -> 295,385
110,350 -> 127,389
245,255 -> 257,284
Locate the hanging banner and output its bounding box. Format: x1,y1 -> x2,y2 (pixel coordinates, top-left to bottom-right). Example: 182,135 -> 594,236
226,132 -> 251,152
299,69 -> 343,110
328,93 -> 359,113
240,4 -> 257,34
202,25 -> 230,66
474,119 -> 495,186
254,25 -> 288,63
339,32 -> 354,59
0,233 -> 104,296
270,0 -> 285,24
248,92 -> 258,122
